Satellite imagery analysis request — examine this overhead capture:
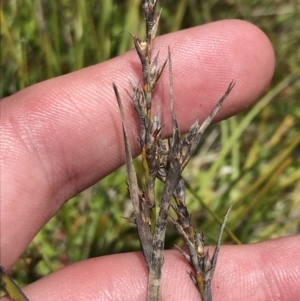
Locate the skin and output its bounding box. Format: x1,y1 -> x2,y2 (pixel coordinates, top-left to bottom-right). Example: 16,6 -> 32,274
1,20 -> 299,300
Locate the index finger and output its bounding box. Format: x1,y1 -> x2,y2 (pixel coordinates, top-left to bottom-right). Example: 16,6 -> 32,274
0,19 -> 275,268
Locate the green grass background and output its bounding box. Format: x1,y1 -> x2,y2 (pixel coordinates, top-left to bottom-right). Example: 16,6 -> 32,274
1,0 -> 300,290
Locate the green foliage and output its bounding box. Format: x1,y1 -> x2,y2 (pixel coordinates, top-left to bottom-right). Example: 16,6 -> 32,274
1,0 -> 300,290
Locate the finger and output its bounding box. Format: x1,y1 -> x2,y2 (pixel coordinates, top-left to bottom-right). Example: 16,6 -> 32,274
3,236 -> 299,301
0,20 -> 275,267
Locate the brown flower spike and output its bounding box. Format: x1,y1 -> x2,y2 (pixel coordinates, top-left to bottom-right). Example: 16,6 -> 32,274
113,1 -> 235,300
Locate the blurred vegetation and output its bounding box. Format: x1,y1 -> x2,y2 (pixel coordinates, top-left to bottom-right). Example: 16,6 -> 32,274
1,0 -> 300,291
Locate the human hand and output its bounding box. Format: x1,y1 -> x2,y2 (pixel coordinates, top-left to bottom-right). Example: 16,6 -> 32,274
1,20 -> 299,300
